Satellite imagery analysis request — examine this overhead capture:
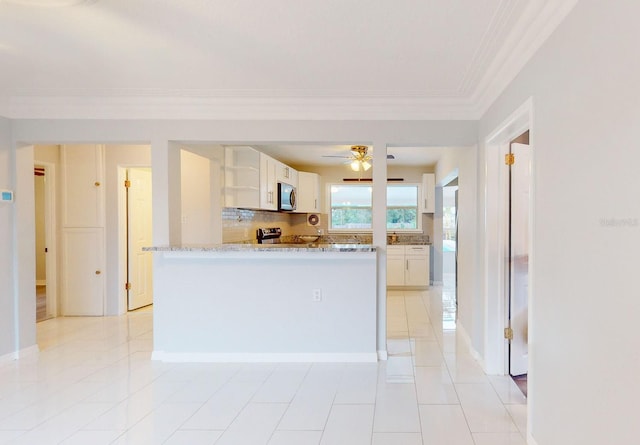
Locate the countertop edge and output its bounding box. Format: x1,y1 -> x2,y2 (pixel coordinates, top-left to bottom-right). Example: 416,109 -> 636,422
144,244 -> 377,253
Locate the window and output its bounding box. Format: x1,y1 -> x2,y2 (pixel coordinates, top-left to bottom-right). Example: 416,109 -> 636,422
329,184 -> 420,231
330,185 -> 372,230
387,185 -> 418,230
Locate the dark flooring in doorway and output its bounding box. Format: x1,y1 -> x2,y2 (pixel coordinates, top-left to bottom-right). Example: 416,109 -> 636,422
36,285 -> 51,322
512,374 -> 528,397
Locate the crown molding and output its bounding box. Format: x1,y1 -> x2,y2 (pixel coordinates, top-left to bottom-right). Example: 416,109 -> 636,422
457,0 -> 528,96
470,0 -> 580,117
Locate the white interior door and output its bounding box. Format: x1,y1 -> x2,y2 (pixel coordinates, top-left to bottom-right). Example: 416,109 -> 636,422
127,168 -> 153,310
62,228 -> 104,316
60,145 -> 105,316
509,142 -> 530,376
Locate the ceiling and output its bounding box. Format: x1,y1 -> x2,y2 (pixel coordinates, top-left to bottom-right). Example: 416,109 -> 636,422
255,144 -> 446,168
0,0 -> 577,120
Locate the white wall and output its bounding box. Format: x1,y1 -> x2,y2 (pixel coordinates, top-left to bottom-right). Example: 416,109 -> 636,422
180,149 -> 212,244
0,117 -> 15,358
14,144 -> 36,351
478,1 -> 640,443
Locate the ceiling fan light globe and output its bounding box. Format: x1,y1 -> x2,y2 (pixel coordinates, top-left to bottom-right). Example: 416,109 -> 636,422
362,161 -> 372,171
350,160 -> 361,171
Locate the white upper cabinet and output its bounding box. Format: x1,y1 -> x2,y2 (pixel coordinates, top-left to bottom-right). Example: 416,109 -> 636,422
61,144 -> 105,228
260,153 -> 278,210
224,146 -> 261,209
295,171 -> 321,213
421,173 -> 435,213
275,161 -> 298,187
224,146 -> 299,211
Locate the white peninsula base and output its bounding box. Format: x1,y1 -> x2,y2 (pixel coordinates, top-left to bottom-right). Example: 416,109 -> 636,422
150,248 -> 378,363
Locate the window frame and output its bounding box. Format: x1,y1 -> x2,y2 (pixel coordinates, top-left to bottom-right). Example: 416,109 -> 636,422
327,183 -> 423,233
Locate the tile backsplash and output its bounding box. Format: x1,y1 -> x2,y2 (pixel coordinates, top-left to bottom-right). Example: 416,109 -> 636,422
222,208 -> 293,243
222,208 -> 430,244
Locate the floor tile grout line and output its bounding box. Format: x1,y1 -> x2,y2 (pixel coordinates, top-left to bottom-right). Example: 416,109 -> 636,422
267,362 -> 314,444
418,286 -> 479,443
403,291 -> 427,445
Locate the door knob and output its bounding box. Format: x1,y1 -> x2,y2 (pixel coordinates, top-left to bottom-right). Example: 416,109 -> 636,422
95,270 -> 101,275
94,181 -> 101,187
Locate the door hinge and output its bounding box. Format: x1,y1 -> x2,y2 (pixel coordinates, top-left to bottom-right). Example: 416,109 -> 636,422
124,180 -> 131,188
504,327 -> 513,341
505,153 -> 515,165
125,282 -> 132,291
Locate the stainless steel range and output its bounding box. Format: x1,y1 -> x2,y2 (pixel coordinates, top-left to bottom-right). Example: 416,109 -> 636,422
256,227 -> 282,244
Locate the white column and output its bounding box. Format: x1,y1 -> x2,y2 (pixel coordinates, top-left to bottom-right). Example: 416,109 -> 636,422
371,141 -> 387,357
151,139 -> 182,246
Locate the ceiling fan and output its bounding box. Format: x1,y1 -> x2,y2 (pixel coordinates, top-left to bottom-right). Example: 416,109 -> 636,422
322,145 -> 394,171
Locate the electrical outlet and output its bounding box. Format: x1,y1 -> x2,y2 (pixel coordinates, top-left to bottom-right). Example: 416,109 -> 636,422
312,289 -> 322,302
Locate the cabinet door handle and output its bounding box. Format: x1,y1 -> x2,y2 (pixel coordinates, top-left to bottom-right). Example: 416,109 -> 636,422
314,199 -> 317,209
406,259 -> 408,270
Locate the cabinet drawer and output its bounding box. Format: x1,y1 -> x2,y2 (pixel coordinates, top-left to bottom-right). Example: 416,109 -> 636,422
405,245 -> 428,255
387,245 -> 405,254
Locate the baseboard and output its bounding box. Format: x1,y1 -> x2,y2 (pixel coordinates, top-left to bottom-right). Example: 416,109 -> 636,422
36,280 -> 46,286
0,344 -> 40,367
152,351 -> 379,363
457,322 -> 485,368
377,350 -> 388,361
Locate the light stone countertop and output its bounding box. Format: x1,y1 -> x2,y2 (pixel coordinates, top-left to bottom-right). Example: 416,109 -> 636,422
144,243 -> 377,253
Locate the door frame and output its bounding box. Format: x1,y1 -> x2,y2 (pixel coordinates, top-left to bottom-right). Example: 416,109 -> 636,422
483,97 -> 535,375
508,142 -> 531,376
483,97 -> 535,440
117,165 -> 152,314
34,161 -> 58,319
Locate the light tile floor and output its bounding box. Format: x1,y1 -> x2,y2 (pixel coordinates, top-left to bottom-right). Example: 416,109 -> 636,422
0,288 -> 527,444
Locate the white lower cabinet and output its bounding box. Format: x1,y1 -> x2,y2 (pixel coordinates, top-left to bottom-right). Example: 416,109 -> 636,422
387,247 -> 406,286
387,245 -> 430,287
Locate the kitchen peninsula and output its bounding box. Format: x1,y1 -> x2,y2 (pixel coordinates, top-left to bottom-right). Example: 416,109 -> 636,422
145,243 -> 378,363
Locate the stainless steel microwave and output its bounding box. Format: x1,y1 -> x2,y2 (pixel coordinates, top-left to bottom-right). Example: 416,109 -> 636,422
277,182 -> 296,211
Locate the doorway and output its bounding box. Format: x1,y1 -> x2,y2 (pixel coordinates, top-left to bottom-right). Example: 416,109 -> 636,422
122,167 -> 153,311
34,163 -> 56,322
483,97 -> 534,381
507,133 -> 531,394
442,179 -> 458,329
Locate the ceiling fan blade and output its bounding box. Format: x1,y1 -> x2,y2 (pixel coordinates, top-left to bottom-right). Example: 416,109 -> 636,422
321,155 -> 352,158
